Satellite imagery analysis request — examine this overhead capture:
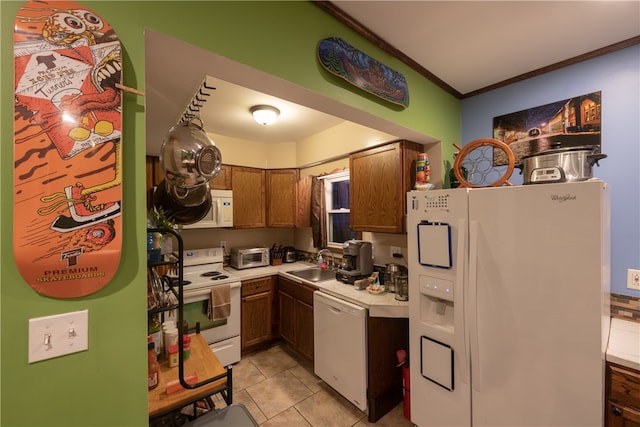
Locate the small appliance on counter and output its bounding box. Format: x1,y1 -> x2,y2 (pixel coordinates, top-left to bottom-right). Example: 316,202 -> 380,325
384,263 -> 408,301
394,273 -> 409,301
336,240 -> 373,284
229,246 -> 270,269
268,245 -> 295,265
283,246 -> 296,263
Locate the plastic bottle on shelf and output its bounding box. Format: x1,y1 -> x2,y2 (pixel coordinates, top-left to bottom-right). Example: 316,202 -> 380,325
148,314 -> 162,358
162,321 -> 176,358
168,344 -> 179,368
164,327 -> 179,359
182,334 -> 191,360
148,342 -> 160,390
415,153 -> 434,190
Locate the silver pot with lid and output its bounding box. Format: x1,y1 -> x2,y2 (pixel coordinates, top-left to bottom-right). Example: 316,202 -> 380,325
520,144 -> 606,185
160,119 -> 222,195
153,118 -> 222,224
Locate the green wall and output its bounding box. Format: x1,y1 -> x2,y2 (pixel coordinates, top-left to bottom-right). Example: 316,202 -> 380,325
0,2 -> 460,425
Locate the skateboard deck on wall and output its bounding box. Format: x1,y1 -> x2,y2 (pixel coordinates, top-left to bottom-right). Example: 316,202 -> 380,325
317,37 -> 409,108
13,0 -> 122,298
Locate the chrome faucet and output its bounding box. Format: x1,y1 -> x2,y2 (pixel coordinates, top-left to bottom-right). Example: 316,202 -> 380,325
317,249 -> 335,270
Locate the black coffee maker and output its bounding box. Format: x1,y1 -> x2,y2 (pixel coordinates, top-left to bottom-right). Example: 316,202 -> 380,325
336,240 -> 373,284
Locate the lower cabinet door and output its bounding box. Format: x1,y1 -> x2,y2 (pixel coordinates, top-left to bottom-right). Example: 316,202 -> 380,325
607,400 -> 640,427
241,291 -> 272,349
278,291 -> 295,346
294,299 -> 314,361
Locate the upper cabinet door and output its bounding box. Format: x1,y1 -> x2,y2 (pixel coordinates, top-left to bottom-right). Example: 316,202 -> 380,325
146,156 -> 164,210
232,166 -> 266,228
296,175 -> 313,228
350,140 -> 423,233
210,164 -> 232,190
267,169 -> 299,228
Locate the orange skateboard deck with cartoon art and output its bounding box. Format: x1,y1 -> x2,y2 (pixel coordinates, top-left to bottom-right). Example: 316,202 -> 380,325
13,0 -> 122,298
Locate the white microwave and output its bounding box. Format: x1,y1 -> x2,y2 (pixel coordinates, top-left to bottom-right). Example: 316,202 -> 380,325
182,189 -> 233,229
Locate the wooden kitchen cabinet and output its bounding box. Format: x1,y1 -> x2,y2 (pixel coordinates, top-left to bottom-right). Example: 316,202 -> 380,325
606,362 -> 640,427
267,169 -> 299,227
278,277 -> 315,361
296,175 -> 313,227
231,166 -> 266,228
367,316 -> 409,422
209,164 -> 232,190
146,156 -> 164,187
241,276 -> 276,351
278,291 -> 295,345
349,140 -> 423,233
146,156 -> 164,210
294,299 -> 314,360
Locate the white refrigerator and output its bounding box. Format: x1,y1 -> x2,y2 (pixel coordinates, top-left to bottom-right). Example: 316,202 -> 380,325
406,180 -> 610,427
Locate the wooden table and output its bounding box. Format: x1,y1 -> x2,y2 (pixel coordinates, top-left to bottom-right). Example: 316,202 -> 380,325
148,334 -> 231,420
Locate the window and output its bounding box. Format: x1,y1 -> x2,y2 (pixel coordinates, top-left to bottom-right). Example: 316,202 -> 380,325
321,171 -> 357,247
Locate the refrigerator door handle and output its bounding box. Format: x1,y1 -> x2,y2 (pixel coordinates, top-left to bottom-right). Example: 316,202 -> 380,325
457,218 -> 470,386
469,220 -> 481,392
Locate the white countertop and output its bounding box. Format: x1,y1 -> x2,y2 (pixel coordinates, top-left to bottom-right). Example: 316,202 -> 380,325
225,262 -> 409,318
607,317 -> 640,371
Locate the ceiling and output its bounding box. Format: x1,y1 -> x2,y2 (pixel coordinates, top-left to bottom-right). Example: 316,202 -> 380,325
333,1 -> 640,96
145,1 -> 640,155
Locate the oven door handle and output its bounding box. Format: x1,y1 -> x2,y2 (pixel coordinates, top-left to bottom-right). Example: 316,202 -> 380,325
183,282 -> 241,300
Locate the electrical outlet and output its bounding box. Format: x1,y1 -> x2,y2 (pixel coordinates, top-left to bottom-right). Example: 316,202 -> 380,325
627,269 -> 640,290
391,246 -> 402,257
220,241 -> 227,253
28,309 -> 88,363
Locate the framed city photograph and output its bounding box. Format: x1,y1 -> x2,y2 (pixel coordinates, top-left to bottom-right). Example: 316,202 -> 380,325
492,91 -> 602,165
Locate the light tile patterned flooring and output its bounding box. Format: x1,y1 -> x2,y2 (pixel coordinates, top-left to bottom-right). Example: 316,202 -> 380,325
212,343 -> 413,426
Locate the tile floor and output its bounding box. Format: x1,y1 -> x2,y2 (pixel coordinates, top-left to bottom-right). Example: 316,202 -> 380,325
211,343 -> 413,426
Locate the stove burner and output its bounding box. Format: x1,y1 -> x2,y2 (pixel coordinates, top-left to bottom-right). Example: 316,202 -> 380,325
210,275 -> 229,281
201,271 -> 222,277
169,278 -> 191,287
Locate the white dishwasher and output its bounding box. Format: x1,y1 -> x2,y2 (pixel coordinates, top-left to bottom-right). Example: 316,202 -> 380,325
313,291 -> 367,411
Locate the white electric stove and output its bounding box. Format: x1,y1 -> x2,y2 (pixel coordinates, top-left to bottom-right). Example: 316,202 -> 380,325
171,248 -> 241,366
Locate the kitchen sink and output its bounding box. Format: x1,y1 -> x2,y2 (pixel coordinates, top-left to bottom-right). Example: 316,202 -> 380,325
287,268 -> 336,283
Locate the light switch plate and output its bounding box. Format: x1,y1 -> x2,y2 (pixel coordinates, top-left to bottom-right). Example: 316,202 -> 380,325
28,309 -> 88,363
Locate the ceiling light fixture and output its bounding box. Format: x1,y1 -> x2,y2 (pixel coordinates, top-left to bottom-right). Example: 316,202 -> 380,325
250,105 -> 280,126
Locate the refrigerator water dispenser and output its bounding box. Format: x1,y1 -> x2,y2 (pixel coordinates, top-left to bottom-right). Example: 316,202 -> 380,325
419,275 -> 454,301
420,294 -> 454,330
419,275 -> 455,330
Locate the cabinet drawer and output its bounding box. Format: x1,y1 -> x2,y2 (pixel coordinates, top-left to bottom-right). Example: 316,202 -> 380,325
242,276 -> 273,297
607,400 -> 640,425
278,277 -> 315,306
609,363 -> 640,408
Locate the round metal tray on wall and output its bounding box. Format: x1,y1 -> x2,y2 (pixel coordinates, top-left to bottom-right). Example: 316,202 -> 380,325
453,139 -> 515,188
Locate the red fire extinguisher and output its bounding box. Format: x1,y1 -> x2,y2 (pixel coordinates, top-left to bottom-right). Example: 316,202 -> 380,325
396,349 -> 410,421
